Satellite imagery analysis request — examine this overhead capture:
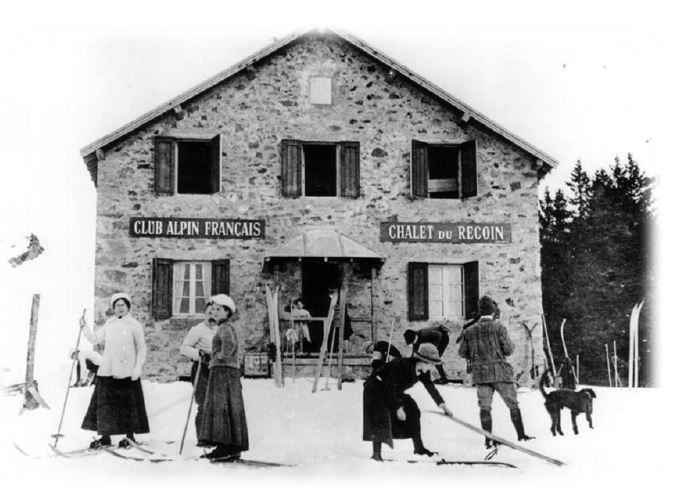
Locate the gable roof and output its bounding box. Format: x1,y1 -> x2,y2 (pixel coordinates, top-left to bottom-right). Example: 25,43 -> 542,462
80,28 -> 557,183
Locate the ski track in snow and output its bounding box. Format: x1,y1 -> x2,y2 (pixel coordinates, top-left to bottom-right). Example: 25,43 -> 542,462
0,367 -> 668,493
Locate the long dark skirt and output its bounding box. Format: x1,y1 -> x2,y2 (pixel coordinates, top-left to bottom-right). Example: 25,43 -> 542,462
82,376 -> 150,435
190,361 -> 210,436
362,377 -> 421,448
198,366 -> 249,451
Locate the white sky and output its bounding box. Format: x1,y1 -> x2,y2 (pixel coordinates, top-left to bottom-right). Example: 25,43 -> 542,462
0,0 -> 677,381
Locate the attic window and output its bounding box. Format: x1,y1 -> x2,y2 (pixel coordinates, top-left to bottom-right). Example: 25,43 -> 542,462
310,77 -> 332,105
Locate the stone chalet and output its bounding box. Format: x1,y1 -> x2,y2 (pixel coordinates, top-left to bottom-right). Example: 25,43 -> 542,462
79,29 -> 557,384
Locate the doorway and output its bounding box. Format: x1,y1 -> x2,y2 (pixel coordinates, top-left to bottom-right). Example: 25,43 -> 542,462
301,261 -> 340,352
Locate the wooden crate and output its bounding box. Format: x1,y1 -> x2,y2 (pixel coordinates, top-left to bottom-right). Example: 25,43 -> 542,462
244,352 -> 271,378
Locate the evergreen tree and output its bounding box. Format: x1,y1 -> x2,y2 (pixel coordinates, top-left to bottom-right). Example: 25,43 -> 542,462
540,155 -> 654,386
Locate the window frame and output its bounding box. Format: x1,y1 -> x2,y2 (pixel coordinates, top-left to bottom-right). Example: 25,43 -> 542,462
172,261 -> 212,317
154,134 -> 222,196
427,264 -> 465,320
410,139 -> 477,200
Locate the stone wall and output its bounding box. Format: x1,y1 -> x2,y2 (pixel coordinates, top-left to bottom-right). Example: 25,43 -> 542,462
93,34 -> 545,383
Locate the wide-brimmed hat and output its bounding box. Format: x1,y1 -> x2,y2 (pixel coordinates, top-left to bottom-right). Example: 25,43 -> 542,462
413,343 -> 442,364
110,292 -> 131,308
211,294 -> 236,313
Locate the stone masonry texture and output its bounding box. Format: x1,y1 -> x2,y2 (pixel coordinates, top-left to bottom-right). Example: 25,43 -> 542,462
92,34 -> 546,383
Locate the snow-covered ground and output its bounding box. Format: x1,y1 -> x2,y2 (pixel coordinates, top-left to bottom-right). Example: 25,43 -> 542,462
0,367 -> 670,496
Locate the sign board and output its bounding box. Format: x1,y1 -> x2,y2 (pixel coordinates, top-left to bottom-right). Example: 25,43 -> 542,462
380,221 -> 511,243
130,217 -> 265,239
243,352 -> 271,378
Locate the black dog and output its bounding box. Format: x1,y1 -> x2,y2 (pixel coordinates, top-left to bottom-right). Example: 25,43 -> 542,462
539,370 -> 596,436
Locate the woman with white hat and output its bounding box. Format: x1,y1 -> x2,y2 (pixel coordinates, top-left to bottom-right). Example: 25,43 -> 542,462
197,294 -> 249,460
81,292 -> 149,448
363,343 -> 452,461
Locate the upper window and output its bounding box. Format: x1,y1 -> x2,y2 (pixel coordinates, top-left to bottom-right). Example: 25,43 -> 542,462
154,135 -> 221,195
151,258 -> 230,319
280,140 -> 360,198
408,261 -> 479,321
309,77 -> 332,105
411,140 -> 477,199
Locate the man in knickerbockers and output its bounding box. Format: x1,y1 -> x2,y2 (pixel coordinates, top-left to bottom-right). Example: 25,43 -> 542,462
458,295 -> 533,448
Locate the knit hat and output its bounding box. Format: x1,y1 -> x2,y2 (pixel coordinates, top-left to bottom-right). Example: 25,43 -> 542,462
110,292 -> 131,309
211,294 -> 236,313
478,295 -> 496,316
403,329 -> 416,345
413,343 -> 442,364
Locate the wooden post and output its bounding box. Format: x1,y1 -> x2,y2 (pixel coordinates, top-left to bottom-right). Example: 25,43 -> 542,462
22,294 -> 49,411
576,354 -> 580,383
337,265 -> 347,390
605,344 -> 612,387
541,314 -> 556,376
370,267 -> 377,344
613,340 -> 622,388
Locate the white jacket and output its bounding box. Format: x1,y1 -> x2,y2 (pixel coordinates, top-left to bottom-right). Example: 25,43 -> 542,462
84,314 -> 146,379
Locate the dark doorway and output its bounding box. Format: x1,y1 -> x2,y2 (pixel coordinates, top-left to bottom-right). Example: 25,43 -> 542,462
303,144 -> 336,196
301,261 -> 339,352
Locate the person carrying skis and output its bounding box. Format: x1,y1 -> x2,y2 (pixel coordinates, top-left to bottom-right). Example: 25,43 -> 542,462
458,295 -> 533,448
404,323 -> 453,384
363,343 -> 453,461
180,301 -> 217,437
81,292 -> 150,449
198,294 -> 249,461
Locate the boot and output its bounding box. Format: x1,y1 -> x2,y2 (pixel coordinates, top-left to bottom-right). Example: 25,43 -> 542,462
371,441 -> 383,461
89,435 -> 111,449
412,435 -> 436,456
510,408 -> 535,441
480,409 -> 495,449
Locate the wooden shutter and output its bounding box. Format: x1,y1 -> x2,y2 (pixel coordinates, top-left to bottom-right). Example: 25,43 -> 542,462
463,261 -> 479,319
281,139 -> 302,197
340,141 -> 360,198
410,140 -> 428,198
211,259 -> 230,295
407,262 -> 428,321
154,137 -> 175,194
461,140 -> 478,198
210,135 -> 221,194
152,258 -> 173,319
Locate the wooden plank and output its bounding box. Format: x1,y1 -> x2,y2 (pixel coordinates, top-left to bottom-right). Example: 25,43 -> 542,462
312,290 -> 339,393
23,294 -> 40,410
273,287 -> 284,387
337,274 -> 347,391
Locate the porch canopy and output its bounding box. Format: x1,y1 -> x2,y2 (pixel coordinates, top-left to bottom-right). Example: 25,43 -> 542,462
263,228 -> 384,266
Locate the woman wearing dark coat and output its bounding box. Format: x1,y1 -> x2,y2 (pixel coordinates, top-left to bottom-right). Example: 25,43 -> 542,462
198,294 -> 249,460
363,343 -> 452,461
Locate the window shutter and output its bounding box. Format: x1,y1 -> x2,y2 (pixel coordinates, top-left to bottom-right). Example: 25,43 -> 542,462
461,140 -> 478,198
463,261 -> 479,319
410,140 -> 428,198
340,141 -> 360,198
281,139 -> 302,197
211,259 -> 230,295
154,137 -> 175,194
152,258 -> 173,319
210,134 -> 221,194
407,262 -> 429,321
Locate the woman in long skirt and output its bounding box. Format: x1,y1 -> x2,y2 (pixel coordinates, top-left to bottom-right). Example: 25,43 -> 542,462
363,343 -> 452,461
81,292 -> 149,448
198,294 -> 249,460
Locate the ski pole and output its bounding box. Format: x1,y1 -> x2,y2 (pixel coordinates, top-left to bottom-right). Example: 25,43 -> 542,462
385,317 -> 396,363
428,410 -> 565,467
51,309 -> 87,448
179,359 -> 204,454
